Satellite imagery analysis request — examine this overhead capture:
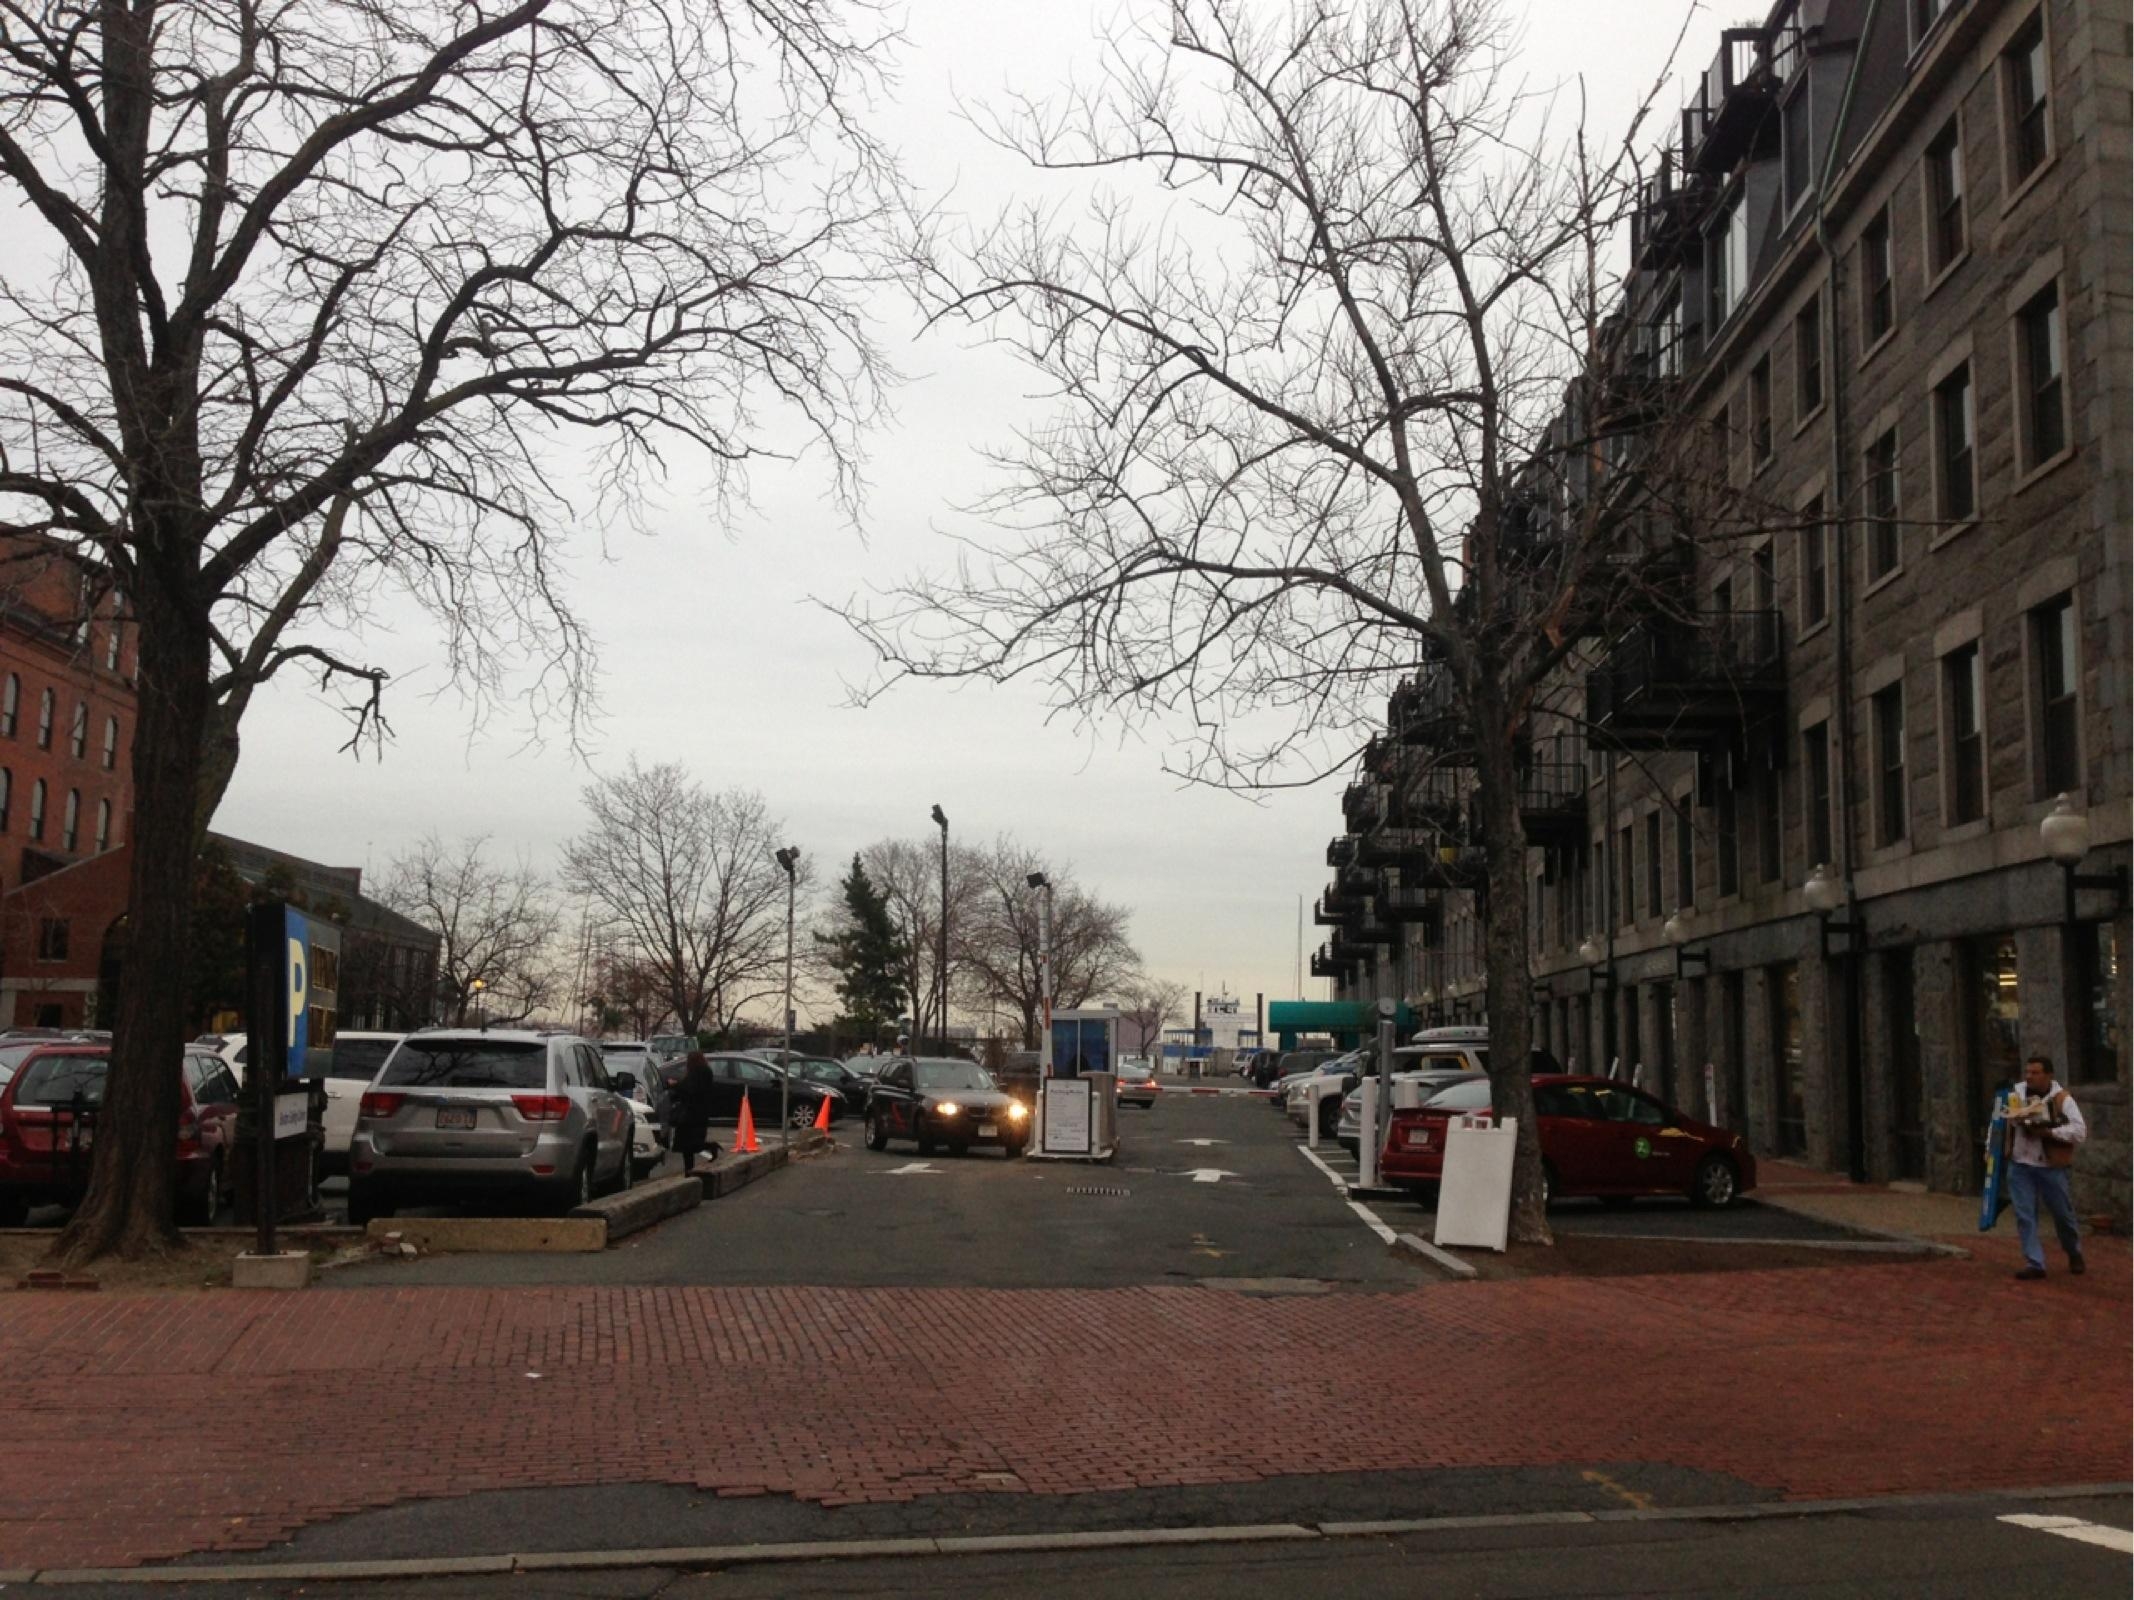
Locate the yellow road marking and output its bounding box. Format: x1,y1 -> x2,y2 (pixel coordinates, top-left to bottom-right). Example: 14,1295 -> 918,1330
1581,1469 -> 1656,1511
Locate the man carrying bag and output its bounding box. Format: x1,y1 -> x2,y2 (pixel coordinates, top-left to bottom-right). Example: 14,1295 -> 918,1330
2004,1053 -> 2087,1282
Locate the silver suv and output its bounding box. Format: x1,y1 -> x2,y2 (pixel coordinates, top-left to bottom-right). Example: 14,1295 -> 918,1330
346,1029 -> 634,1224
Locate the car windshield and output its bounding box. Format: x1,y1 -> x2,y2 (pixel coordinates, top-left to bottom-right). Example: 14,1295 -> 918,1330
800,1062 -> 844,1083
379,1040 -> 548,1090
14,1053 -> 110,1107
1425,1077 -> 1494,1112
914,1061 -> 995,1092
323,1037 -> 399,1082
0,1040 -> 42,1084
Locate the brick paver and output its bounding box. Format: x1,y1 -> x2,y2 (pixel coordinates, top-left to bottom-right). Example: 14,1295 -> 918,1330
0,1250 -> 2126,1569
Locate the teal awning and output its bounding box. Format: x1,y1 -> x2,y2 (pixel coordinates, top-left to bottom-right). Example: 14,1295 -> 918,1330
1266,999 -> 1413,1049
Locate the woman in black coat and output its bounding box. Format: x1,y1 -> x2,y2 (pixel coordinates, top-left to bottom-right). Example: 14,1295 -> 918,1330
673,1051 -> 719,1174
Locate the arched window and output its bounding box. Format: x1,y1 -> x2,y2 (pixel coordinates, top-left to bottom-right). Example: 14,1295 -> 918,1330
29,778 -> 46,841
102,716 -> 118,770
103,623 -> 120,672
1,674 -> 17,738
0,767 -> 11,831
60,788 -> 78,852
68,700 -> 86,760
36,688 -> 53,750
94,798 -> 111,853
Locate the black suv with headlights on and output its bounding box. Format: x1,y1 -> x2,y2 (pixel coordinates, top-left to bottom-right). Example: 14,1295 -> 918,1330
864,1057 -> 1029,1158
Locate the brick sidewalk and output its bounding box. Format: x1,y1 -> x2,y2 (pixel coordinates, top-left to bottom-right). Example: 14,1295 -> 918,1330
0,1249 -> 2126,1570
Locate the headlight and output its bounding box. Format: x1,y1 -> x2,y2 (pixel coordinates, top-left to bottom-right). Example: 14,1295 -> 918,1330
1006,1102 -> 1028,1121
935,1101 -> 961,1116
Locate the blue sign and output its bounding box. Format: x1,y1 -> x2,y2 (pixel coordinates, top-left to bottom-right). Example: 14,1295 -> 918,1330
283,908 -> 341,1078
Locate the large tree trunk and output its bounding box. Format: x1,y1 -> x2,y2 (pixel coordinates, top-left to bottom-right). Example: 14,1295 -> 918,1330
1472,707 -> 1551,1247
54,560 -> 212,1264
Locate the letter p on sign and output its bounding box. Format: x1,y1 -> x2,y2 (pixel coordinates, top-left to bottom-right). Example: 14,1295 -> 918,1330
287,937 -> 308,1049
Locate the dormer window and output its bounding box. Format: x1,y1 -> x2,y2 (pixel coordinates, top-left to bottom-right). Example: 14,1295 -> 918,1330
1781,80 -> 1813,212
1708,199 -> 1749,329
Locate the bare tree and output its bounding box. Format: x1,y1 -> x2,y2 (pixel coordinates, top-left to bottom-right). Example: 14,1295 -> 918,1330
861,836 -> 982,1047
563,762 -> 794,1039
958,837 -> 1141,1047
378,834 -> 563,1025
586,948 -> 671,1040
1,0 -> 905,1260
1121,977 -> 1189,1057
840,0 -> 1764,1244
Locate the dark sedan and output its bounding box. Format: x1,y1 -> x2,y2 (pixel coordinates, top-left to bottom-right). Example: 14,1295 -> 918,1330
755,1052 -> 874,1114
865,1057 -> 1030,1157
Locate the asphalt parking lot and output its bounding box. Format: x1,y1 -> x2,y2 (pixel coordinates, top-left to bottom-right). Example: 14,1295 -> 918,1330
332,1085 -> 1435,1289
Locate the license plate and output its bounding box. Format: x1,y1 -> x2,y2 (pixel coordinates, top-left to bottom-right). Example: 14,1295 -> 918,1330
435,1108 -> 477,1131
1404,1128 -> 1431,1147
978,1122 -> 997,1138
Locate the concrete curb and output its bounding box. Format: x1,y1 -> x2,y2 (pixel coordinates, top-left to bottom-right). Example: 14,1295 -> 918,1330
22,1483 -> 2129,1585
573,1174 -> 701,1240
1395,1231 -> 1478,1279
1755,1194 -> 1971,1258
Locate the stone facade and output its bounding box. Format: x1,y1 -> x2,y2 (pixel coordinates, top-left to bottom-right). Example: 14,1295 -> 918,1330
1321,0 -> 2130,1222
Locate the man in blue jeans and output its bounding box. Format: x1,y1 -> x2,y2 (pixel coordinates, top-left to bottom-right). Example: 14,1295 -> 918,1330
2006,1053 -> 2087,1281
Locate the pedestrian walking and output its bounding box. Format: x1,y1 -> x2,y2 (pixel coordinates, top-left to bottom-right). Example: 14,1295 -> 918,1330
2004,1053 -> 2087,1281
673,1050 -> 719,1175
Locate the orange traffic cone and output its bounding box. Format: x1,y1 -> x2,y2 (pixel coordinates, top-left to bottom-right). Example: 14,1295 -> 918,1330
735,1096 -> 761,1154
812,1095 -> 832,1133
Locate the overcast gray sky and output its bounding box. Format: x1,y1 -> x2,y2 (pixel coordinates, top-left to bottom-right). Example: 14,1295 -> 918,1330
214,0 -> 1691,1020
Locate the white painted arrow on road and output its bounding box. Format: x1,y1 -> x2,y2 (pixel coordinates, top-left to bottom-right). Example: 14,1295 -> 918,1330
1176,1138 -> 1229,1147
1179,1167 -> 1241,1184
881,1161 -> 939,1175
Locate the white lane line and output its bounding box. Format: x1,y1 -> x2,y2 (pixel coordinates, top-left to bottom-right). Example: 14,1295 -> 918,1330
1998,1513 -> 2134,1553
1297,1143 -> 1403,1248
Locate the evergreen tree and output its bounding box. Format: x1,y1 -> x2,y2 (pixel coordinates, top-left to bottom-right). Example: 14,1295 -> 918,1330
817,854 -> 909,1043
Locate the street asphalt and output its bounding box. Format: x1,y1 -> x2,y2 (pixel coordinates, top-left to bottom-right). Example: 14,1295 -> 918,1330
30,1491 -> 2133,1597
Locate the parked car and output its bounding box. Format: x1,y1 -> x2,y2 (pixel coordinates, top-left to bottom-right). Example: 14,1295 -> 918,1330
308,1031 -> 403,1174
1379,1074 -> 1755,1208
646,1033 -> 696,1064
1263,1047 -> 1334,1092
603,1054 -> 672,1168
620,1095 -> 666,1178
345,1029 -> 635,1224
0,1044 -> 240,1227
1335,1067 -> 1477,1153
191,1031 -> 253,1084
864,1057 -> 1029,1157
1118,1059 -> 1161,1109
1282,1053 -> 1366,1135
705,1053 -> 841,1127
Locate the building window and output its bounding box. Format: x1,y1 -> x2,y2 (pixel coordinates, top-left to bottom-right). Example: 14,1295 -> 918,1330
0,674 -> 15,739
1873,685 -> 1908,846
35,688 -> 53,750
1675,799 -> 1695,911
35,917 -> 69,962
2003,15 -> 2051,184
1801,493 -> 1828,630
1864,427 -> 1901,579
0,766 -> 10,832
1618,824 -> 1634,928
1804,723 -> 1833,867
1644,811 -> 1662,921
1748,356 -> 1772,462
1750,544 -> 1779,660
2033,594 -> 2081,795
101,715 -> 117,771
103,623 -> 120,673
2016,282 -> 2067,470
28,777 -> 45,841
1781,83 -> 1813,212
60,788 -> 78,853
68,700 -> 86,760
1925,120 -> 1965,275
1944,643 -> 1986,825
1912,0 -> 1956,46
1757,765 -> 1783,886
1794,297 -> 1823,418
1717,780 -> 1740,897
94,797 -> 110,854
1933,361 -> 1976,525
1709,199 -> 1749,328
1861,208 -> 1894,342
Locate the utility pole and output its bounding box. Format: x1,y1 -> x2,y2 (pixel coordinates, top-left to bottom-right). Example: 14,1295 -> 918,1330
930,805 -> 948,1053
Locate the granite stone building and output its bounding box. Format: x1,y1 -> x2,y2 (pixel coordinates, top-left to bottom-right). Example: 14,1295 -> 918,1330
1316,0 -> 2130,1219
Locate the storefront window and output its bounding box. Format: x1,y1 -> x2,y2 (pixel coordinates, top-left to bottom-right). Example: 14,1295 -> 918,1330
2077,924 -> 2124,1084
1771,962 -> 1805,1155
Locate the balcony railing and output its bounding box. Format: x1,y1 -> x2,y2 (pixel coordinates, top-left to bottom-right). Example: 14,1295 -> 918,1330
1342,779 -> 1386,830
1629,147 -> 1714,270
1681,27 -> 1780,176
1390,663 -> 1462,750
1326,834 -> 1358,869
1585,610 -> 1787,751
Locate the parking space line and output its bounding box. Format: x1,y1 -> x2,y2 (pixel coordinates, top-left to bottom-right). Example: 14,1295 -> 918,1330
1997,1513 -> 2134,1553
1297,1142 -> 1405,1250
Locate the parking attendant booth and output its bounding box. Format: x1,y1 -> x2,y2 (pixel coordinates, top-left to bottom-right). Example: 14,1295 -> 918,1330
1034,1007 -> 1119,1160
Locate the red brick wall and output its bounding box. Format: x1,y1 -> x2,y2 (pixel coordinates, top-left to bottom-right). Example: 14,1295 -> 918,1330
0,845 -> 131,1027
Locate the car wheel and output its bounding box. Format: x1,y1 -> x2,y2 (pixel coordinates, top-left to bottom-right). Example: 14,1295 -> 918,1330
916,1136 -> 936,1157
866,1110 -> 889,1152
0,1190 -> 27,1228
181,1157 -> 221,1227
618,1142 -> 637,1193
789,1102 -> 817,1130
1003,1141 -> 1024,1160
1541,1161 -> 1558,1211
346,1185 -> 387,1228
948,1141 -> 970,1158
555,1147 -> 594,1214
1691,1154 -> 1740,1209
1599,1195 -> 1634,1210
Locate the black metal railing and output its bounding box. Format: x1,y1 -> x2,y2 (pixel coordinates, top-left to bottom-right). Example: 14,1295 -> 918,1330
1586,610 -> 1786,742
1682,27 -> 1778,175
1326,834 -> 1358,869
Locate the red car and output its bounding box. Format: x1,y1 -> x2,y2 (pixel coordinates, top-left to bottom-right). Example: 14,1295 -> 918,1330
1380,1074 -> 1755,1208
0,1044 -> 242,1227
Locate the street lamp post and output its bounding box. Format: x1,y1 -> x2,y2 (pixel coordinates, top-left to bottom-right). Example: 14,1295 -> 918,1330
775,846 -> 800,1136
1663,911 -> 1710,980
930,805 -> 949,1053
1577,934 -> 1617,1075
1802,862 -> 1867,1182
2041,794 -> 2131,924
1026,871 -> 1053,1061
469,977 -> 487,1030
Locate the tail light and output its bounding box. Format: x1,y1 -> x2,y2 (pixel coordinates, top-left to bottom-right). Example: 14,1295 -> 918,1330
176,1107 -> 198,1143
511,1094 -> 572,1122
359,1091 -> 406,1120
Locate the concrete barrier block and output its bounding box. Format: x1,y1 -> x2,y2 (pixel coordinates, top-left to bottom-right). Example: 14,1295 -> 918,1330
365,1216 -> 606,1254
572,1174 -> 701,1241
231,1250 -> 314,1290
